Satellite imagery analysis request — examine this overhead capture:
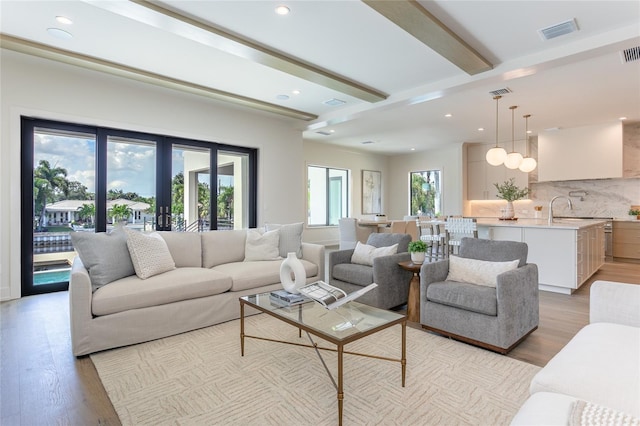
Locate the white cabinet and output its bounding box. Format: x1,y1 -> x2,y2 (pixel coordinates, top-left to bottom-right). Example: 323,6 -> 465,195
538,122 -> 623,182
477,223 -> 605,294
466,142 -> 529,200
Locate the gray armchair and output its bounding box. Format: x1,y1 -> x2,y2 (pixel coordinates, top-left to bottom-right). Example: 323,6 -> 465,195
419,237 -> 539,354
329,233 -> 412,309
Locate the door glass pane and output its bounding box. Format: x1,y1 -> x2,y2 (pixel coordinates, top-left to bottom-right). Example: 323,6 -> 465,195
33,128 -> 96,286
106,137 -> 156,231
410,170 -> 442,217
218,151 -> 248,230
172,145 -> 211,231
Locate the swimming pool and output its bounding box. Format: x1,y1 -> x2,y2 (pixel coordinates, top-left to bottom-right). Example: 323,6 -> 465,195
33,268 -> 71,285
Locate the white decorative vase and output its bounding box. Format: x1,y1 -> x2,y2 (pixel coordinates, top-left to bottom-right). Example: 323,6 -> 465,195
410,252 -> 425,264
280,252 -> 307,294
502,201 -> 515,219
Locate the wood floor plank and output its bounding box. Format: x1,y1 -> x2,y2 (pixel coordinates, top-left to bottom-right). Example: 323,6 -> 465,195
0,259 -> 638,425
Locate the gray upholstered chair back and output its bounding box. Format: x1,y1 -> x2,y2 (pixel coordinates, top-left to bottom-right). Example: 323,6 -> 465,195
366,233 -> 411,252
458,237 -> 528,267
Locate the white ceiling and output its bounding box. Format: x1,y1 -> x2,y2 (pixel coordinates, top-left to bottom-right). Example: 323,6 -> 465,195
1,0 -> 639,154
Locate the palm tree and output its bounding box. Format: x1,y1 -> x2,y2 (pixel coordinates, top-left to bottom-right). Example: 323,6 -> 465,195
108,203 -> 133,224
77,203 -> 96,226
34,160 -> 68,229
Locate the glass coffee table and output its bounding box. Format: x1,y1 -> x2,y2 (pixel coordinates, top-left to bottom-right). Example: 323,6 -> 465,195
240,293 -> 407,426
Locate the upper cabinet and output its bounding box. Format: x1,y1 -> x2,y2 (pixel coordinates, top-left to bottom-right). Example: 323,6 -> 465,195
538,122 -> 623,182
466,141 -> 529,200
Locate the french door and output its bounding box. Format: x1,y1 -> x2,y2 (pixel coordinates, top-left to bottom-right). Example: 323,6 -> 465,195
21,117 -> 256,296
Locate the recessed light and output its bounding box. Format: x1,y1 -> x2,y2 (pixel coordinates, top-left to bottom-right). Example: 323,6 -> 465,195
619,116 -> 628,121
55,16 -> 73,25
47,28 -> 73,40
478,127 -> 484,131
329,130 -> 335,133
275,5 -> 290,15
276,94 -> 289,100
292,90 -> 300,95
410,148 -> 416,151
445,113 -> 453,118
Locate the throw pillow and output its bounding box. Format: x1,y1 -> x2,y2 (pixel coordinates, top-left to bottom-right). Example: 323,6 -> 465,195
125,229 -> 176,279
445,255 -> 519,287
244,228 -> 281,261
265,222 -> 303,258
351,241 -> 399,266
70,227 -> 135,291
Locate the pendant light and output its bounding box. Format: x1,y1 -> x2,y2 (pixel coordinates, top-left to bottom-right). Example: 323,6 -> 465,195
504,105 -> 523,169
519,114 -> 537,172
485,95 -> 507,166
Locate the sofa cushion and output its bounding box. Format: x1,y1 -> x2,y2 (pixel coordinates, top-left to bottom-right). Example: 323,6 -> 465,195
351,241 -> 398,266
125,230 -> 176,279
92,267 -> 232,316
265,222 -> 303,258
446,255 -> 519,287
201,230 -> 247,268
332,263 -> 374,287
530,322 -> 640,418
426,281 -> 497,316
244,228 -> 281,261
511,392 -> 578,426
70,227 -> 135,291
157,231 -> 202,267
212,259 -> 318,292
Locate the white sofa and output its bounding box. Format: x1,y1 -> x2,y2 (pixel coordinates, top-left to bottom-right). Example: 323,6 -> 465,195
69,227 -> 325,356
511,280 -> 640,425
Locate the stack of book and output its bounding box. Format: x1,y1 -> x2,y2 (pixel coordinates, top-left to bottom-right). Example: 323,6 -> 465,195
269,289 -> 309,307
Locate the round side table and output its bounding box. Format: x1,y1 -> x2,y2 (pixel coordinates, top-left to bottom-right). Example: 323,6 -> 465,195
397,260 -> 422,323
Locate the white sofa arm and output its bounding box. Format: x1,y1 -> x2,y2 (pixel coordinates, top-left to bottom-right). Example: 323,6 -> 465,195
590,280 -> 640,327
301,242 -> 325,282
69,256 -> 94,356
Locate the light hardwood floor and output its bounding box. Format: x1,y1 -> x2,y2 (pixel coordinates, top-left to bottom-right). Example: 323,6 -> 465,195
1,260 -> 638,425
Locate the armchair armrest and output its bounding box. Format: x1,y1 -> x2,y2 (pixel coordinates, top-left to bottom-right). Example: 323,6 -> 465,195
301,242 -> 325,281
419,259 -> 450,303
328,248 -> 355,278
590,280 -> 640,327
69,256 -> 94,356
372,252 -> 411,283
496,263 -> 539,319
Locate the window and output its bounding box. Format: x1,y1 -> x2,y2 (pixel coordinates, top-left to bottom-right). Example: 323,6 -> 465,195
307,166 -> 348,226
410,170 -> 442,216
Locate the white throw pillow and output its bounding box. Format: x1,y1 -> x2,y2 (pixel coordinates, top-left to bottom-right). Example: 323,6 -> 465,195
244,228 -> 281,261
265,222 -> 303,258
446,255 -> 519,287
125,229 -> 176,279
351,241 -> 399,266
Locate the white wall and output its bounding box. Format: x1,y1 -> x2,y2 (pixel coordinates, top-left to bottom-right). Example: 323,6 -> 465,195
303,141 -> 388,246
387,144 -> 465,219
0,49 -> 306,300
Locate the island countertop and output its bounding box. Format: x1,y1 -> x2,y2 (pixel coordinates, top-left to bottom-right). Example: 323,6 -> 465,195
475,217 -> 607,230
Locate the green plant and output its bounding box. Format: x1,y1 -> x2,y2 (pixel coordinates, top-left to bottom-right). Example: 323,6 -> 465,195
108,203 -> 133,222
408,240 -> 427,253
629,209 -> 640,216
494,178 -> 529,202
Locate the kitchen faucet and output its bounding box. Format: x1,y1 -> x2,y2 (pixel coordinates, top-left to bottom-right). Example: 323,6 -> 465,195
548,195 -> 573,224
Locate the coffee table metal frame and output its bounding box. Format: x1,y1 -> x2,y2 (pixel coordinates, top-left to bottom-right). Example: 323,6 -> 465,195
239,294 -> 407,426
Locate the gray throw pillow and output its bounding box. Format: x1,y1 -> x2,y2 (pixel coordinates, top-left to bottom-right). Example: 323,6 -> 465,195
265,222 -> 303,258
70,227 -> 135,291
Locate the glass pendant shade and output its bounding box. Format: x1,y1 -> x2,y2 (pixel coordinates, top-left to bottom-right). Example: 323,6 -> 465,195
519,157 -> 537,172
504,151 -> 523,169
486,147 -> 507,166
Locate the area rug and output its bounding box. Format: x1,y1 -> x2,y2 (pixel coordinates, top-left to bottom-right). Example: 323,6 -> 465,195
91,314 -> 539,425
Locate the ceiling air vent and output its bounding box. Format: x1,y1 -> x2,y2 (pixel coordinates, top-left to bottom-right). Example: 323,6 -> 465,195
538,18 -> 579,41
489,88 -> 512,96
621,46 -> 640,63
315,130 -> 332,136
323,98 -> 346,106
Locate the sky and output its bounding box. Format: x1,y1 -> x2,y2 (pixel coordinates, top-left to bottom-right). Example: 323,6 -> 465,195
34,132 -> 229,199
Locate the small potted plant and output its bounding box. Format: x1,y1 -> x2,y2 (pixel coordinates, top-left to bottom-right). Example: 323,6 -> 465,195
494,178 -> 529,219
629,208 -> 640,220
408,240 -> 427,264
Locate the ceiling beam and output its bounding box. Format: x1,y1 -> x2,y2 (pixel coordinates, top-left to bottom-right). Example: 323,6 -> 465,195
0,34 -> 318,121
83,0 -> 387,103
362,0 -> 493,75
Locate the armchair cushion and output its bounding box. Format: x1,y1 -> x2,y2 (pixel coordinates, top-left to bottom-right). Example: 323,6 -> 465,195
446,255 -> 519,287
351,241 -> 398,266
332,263 -> 374,287
426,281 -> 498,316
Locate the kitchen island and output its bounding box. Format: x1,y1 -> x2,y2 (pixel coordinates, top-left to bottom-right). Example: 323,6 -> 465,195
476,218 -> 606,294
